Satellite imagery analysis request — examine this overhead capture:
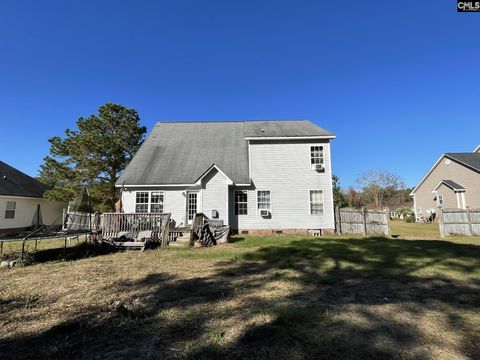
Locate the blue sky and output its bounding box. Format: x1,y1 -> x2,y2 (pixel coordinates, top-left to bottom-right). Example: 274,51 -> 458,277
0,0 -> 479,189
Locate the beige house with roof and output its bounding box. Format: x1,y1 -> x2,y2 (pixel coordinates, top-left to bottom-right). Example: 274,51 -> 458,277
410,145 -> 480,221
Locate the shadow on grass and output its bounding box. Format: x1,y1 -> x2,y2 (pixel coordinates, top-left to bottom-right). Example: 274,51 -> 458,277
1,237 -> 479,359
23,242 -> 118,265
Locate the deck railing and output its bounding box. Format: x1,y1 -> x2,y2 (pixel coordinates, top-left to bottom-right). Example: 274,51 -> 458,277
101,213 -> 171,243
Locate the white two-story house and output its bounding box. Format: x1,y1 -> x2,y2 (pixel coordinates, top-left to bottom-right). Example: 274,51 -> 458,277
117,120 -> 336,235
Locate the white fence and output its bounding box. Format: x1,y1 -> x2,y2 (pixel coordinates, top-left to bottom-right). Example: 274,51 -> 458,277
438,208 -> 480,237
335,207 -> 390,236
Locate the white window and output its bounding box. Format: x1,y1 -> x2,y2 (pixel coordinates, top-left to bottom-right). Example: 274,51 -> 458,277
257,190 -> 271,211
150,192 -> 164,213
234,190 -> 248,215
5,201 -> 16,219
310,190 -> 324,215
310,146 -> 324,169
437,195 -> 444,206
135,191 -> 165,213
135,192 -> 149,213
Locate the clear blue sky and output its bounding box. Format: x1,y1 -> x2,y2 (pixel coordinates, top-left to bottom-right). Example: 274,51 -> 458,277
1,0 -> 479,189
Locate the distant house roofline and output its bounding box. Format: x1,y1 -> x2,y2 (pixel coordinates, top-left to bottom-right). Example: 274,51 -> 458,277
410,152 -> 480,196
410,154 -> 445,196
0,161 -> 49,198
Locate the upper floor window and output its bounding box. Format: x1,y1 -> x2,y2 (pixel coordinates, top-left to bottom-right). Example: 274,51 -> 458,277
310,190 -> 324,215
5,201 -> 16,219
135,192 -> 149,213
257,190 -> 271,210
234,190 -> 248,215
437,195 -> 444,206
310,146 -> 324,170
150,192 -> 164,213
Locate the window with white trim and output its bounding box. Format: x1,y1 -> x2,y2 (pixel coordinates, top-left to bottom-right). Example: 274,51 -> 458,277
150,192 -> 164,213
257,190 -> 271,210
135,192 -> 149,213
310,146 -> 324,169
310,190 -> 324,215
437,195 -> 444,206
234,190 -> 248,215
5,201 -> 16,219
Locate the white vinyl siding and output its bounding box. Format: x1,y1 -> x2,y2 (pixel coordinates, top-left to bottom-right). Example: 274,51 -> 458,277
123,168 -> 230,227
230,140 -> 335,230
124,189 -> 189,227
201,168 -> 230,224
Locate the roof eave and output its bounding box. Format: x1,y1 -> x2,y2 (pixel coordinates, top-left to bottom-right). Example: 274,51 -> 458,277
245,135 -> 336,141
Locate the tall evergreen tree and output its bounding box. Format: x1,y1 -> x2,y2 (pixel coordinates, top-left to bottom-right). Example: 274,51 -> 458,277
39,103 -> 146,211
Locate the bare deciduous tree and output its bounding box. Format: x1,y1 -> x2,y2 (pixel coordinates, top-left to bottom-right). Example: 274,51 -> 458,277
355,170 -> 404,209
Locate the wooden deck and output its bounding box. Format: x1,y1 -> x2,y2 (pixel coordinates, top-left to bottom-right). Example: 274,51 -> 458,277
100,213 -> 171,250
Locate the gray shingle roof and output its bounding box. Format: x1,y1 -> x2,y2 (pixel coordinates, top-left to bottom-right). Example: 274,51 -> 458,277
445,153 -> 480,172
440,180 -> 465,191
244,120 -> 334,138
118,120 -> 333,185
0,161 -> 48,198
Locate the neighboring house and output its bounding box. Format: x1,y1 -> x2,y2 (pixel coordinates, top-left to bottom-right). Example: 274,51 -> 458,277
0,161 -> 66,236
410,145 -> 480,220
118,120 -> 336,234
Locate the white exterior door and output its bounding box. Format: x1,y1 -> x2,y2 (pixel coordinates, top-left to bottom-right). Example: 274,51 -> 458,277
186,191 -> 199,225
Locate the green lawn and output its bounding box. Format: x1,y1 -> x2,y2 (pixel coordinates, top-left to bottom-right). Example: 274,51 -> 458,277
0,230 -> 479,359
390,220 -> 441,239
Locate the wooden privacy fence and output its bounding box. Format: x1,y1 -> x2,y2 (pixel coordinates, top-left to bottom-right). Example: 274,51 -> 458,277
438,207 -> 480,237
335,207 -> 390,236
